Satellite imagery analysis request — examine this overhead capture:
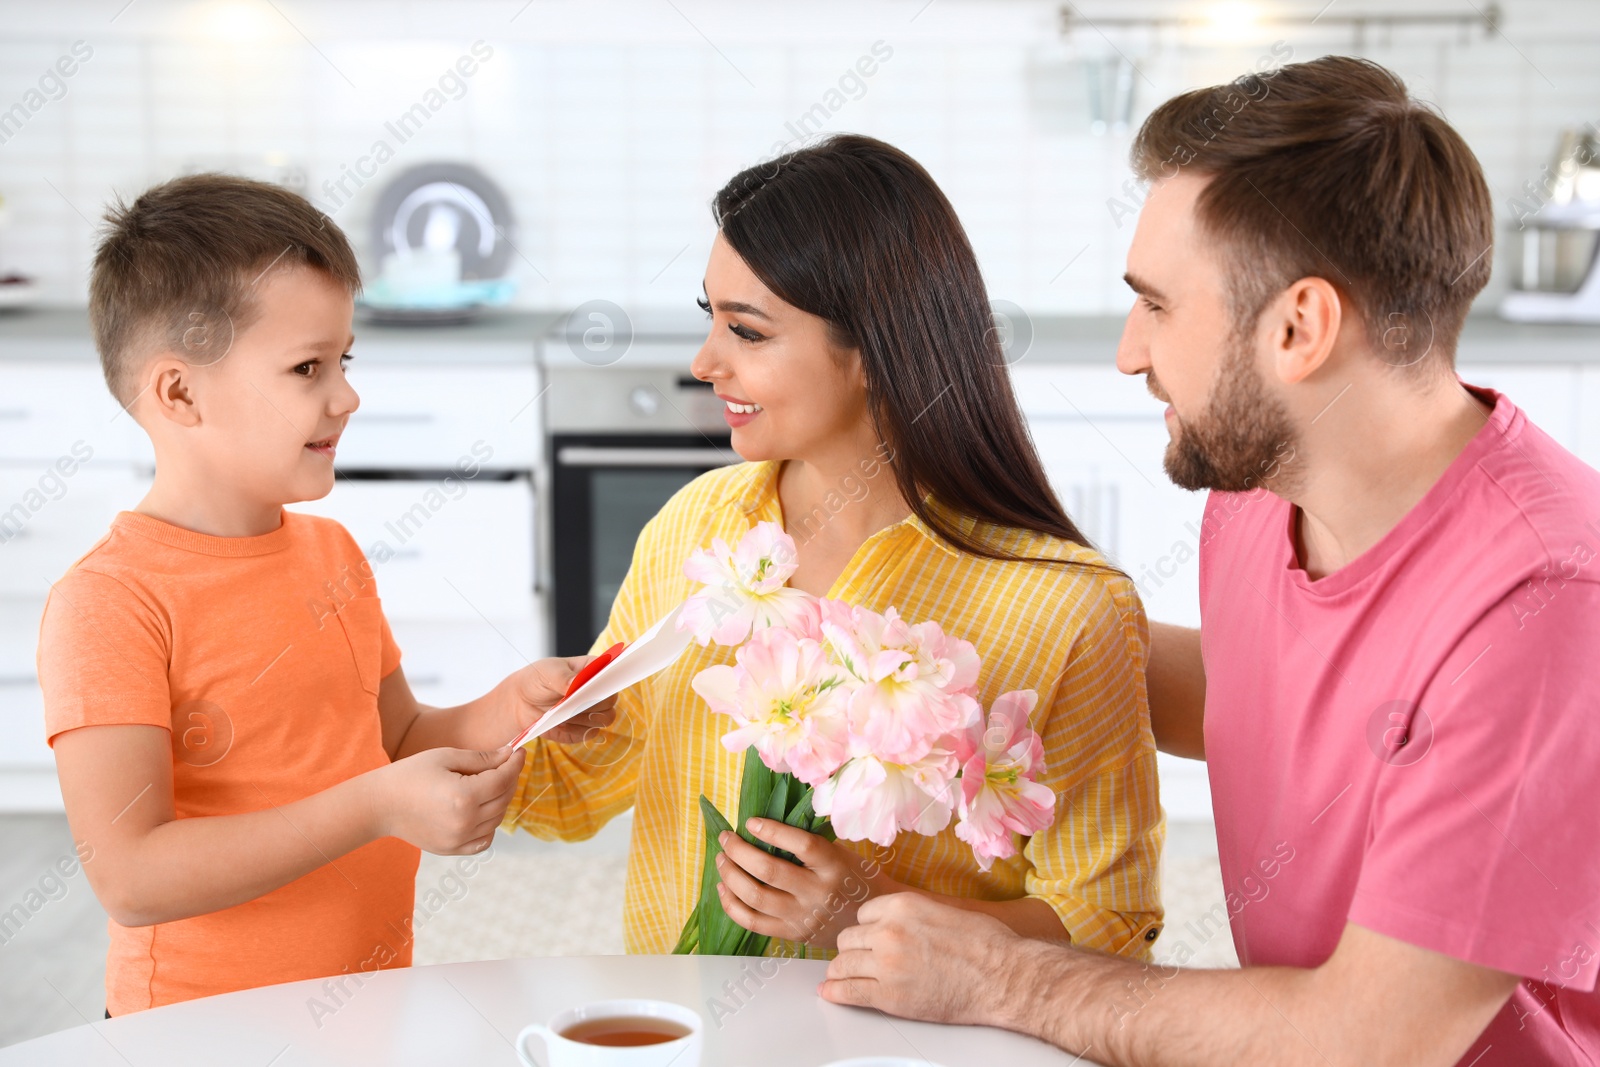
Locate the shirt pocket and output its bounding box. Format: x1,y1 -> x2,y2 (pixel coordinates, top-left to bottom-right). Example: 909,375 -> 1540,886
334,597 -> 387,697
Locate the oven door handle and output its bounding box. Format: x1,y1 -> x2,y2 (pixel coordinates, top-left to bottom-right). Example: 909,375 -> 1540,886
555,446 -> 743,468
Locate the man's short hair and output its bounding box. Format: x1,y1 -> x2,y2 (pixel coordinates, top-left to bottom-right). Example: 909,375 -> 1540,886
89,173 -> 362,404
1131,55 -> 1493,365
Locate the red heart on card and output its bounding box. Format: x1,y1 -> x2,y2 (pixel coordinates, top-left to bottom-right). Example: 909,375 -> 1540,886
564,642 -> 626,698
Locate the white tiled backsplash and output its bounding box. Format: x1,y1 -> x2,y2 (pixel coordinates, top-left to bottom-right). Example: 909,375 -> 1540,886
0,0 -> 1597,316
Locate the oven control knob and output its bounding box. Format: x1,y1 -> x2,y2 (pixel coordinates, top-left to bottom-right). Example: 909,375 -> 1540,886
628,386 -> 661,418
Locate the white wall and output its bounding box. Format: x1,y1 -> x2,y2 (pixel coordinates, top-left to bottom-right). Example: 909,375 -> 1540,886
0,0 -> 1597,318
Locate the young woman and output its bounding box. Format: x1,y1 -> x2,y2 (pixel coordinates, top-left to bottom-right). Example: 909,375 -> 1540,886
505,134 -> 1163,959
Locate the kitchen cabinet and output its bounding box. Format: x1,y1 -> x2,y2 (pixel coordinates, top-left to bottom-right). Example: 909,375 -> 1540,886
290,477 -> 536,623
0,363 -> 145,464
0,358 -> 150,809
386,618 -> 543,711
1012,365 -> 1206,627
333,363 -> 542,470
0,366 -> 149,809
0,603 -> 54,809
0,466 -> 147,597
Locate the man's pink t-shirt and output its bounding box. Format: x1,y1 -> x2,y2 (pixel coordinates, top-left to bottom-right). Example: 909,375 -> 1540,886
1199,386 -> 1600,1065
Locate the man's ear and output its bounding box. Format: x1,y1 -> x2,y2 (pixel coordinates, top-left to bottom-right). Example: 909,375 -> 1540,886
143,356 -> 202,428
1264,277 -> 1342,386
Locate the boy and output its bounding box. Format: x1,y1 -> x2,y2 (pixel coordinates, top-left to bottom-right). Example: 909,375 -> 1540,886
38,173 -> 607,1015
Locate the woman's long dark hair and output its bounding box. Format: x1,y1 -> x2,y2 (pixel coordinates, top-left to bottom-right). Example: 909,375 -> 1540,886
713,133 -> 1099,566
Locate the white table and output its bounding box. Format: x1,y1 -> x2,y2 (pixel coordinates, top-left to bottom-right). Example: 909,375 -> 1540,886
0,955 -> 1086,1066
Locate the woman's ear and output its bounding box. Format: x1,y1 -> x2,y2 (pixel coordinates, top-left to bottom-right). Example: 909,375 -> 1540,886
1266,276 -> 1342,386
838,341 -> 869,392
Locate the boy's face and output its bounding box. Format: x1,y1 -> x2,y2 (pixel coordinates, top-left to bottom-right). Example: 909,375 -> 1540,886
149,264 -> 358,507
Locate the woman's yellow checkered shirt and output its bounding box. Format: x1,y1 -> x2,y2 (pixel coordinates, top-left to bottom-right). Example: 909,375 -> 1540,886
504,461 -> 1164,959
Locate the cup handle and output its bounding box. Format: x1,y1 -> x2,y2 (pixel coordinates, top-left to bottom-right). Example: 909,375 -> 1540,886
515,1023 -> 555,1067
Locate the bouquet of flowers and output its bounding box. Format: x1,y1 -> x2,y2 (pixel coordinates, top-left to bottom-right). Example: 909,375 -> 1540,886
670,521 -> 1056,956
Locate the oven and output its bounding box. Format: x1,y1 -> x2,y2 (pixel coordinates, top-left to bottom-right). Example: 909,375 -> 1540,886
540,332 -> 740,656
550,432 -> 737,654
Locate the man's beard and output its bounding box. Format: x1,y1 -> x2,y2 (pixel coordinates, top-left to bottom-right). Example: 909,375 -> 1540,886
1154,338 -> 1298,494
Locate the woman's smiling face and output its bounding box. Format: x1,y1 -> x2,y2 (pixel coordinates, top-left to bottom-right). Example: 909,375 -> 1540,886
690,233 -> 871,463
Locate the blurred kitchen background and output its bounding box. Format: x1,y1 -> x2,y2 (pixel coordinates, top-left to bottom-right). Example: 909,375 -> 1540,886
3,0 -> 1599,1046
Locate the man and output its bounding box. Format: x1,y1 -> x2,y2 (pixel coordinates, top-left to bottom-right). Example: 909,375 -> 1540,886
818,55 -> 1600,1066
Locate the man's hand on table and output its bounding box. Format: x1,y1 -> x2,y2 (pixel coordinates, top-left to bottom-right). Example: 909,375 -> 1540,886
818,893 -> 1033,1027
819,893 -> 1520,1067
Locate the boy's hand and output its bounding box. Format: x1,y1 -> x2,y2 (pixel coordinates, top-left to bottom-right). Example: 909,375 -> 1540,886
500,656 -> 619,744
374,745 -> 525,855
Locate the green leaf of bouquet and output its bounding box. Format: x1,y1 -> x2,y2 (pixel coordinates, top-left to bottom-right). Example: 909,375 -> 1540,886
736,928 -> 772,957
784,779 -> 812,818
696,794 -> 742,956
762,774 -> 791,836
671,906 -> 699,955
787,787 -> 816,827
736,746 -> 773,849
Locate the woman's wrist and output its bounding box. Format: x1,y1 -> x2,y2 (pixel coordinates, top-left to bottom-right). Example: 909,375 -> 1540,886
862,864 -> 909,900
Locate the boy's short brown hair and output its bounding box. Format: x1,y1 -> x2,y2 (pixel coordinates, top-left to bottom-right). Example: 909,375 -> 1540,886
89,173 -> 362,404
1131,55 -> 1493,365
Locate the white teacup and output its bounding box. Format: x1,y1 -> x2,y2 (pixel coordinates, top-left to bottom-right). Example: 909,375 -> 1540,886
516,999 -> 703,1067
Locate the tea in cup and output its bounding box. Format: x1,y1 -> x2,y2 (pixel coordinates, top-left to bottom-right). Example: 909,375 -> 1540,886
516,999 -> 702,1067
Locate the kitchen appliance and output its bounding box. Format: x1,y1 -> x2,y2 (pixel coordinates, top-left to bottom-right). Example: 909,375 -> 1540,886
361,162 -> 518,325
1500,128 -> 1600,323
541,314 -> 739,656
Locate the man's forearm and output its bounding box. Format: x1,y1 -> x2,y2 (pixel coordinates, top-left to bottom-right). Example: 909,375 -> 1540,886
1146,622 -> 1206,759
999,941 -> 1327,1067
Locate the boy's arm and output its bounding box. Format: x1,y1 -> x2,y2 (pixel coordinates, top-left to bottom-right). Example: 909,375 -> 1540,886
380,658 -> 617,759
1147,621 -> 1206,759
54,723 -> 523,928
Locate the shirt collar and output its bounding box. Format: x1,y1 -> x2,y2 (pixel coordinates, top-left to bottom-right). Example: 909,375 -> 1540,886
732,460 -> 964,559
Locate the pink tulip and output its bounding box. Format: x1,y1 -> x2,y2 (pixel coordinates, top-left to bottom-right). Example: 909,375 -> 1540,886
679,522 -> 821,646
812,745 -> 960,848
954,690 -> 1056,871
820,601 -> 980,764
691,627 -> 853,786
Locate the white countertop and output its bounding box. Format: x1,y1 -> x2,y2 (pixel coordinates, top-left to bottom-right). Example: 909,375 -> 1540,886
0,955 -> 1083,1067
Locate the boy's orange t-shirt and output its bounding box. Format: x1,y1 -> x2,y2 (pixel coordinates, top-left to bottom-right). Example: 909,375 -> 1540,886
37,509 -> 420,1015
